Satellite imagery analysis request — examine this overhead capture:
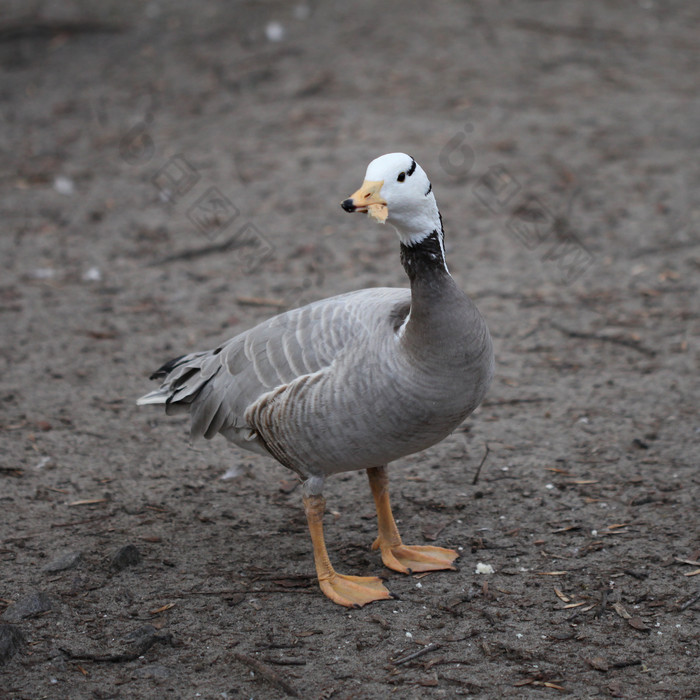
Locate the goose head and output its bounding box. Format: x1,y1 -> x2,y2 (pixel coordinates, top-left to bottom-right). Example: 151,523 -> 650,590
341,153 -> 441,247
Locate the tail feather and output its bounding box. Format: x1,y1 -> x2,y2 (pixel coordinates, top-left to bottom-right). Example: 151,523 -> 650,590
137,351 -> 227,440
136,390 -> 168,406
149,354 -> 188,381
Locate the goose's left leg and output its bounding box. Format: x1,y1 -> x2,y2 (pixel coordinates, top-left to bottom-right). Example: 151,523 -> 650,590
303,477 -> 393,608
367,465 -> 459,574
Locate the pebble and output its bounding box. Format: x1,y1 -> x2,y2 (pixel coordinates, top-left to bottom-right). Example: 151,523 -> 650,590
111,544 -> 141,571
53,176 -> 75,195
123,624 -> 158,647
82,266 -> 102,282
2,592 -> 53,622
265,21 -> 285,42
42,551 -> 82,573
0,624 -> 25,665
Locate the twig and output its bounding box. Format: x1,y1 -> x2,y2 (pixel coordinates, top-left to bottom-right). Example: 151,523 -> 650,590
679,591 -> 700,612
425,657 -> 473,669
512,18 -> 700,53
550,322 -> 656,357
675,557 -> 700,567
50,513 -> 114,529
149,234 -> 246,266
393,643 -> 441,666
0,20 -> 127,41
249,588 -> 316,595
59,633 -> 172,663
235,653 -> 299,697
473,444 -> 490,485
482,397 -> 552,407
4,513 -> 115,543
631,240 -> 700,259
262,657 -> 307,666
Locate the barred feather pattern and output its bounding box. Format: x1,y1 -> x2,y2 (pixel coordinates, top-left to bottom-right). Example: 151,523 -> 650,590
137,282 -> 493,480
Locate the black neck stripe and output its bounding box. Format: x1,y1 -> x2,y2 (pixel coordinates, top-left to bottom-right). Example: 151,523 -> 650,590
399,229 -> 447,281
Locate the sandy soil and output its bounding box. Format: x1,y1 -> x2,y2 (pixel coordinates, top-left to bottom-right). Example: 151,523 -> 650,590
1,1 -> 699,697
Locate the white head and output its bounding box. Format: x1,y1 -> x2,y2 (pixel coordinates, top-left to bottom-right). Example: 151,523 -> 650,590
341,153 -> 442,247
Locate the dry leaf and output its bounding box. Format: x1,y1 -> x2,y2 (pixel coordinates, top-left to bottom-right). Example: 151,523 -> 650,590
149,602 -> 176,615
586,656 -> 609,672
613,602 -> 631,619
675,558 -> 700,566
627,616 -> 649,631
554,587 -> 571,603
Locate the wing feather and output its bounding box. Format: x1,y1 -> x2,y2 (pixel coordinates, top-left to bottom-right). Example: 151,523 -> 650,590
137,288 -> 410,451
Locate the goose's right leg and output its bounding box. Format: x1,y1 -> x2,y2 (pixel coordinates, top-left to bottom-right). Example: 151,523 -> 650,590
367,465 -> 459,574
303,477 -> 393,608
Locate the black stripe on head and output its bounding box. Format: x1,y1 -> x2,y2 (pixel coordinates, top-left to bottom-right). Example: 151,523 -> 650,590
425,182 -> 432,196
407,157 -> 417,177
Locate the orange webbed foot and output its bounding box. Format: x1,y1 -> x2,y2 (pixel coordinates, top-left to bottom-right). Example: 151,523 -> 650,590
372,540 -> 459,574
318,572 -> 394,608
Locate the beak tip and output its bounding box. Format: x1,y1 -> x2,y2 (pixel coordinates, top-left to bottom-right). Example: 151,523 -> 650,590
340,198 -> 356,213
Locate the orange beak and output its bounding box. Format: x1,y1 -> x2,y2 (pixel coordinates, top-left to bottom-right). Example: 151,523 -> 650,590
340,180 -> 388,223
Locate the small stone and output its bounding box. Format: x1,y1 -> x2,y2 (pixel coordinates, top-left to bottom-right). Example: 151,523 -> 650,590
0,624 -> 25,665
586,656 -> 609,672
82,266 -> 102,282
122,624 -> 173,657
111,544 -> 141,571
43,551 -> 82,573
53,176 -> 75,196
265,21 -> 285,42
2,592 -> 52,622
123,624 -> 158,647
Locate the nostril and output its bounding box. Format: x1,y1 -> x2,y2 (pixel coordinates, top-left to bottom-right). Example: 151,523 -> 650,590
341,198 -> 356,212
364,193 -> 371,199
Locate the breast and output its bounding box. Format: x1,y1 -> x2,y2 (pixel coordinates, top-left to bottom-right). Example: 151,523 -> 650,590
247,308 -> 494,479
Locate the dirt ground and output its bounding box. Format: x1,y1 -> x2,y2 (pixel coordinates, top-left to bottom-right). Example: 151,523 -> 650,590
1,1 -> 699,697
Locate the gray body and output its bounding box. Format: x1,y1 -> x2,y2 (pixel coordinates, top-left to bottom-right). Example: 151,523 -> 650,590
138,278 -> 494,481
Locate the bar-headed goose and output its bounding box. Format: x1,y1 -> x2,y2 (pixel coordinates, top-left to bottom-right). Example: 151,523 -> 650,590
138,153 -> 494,607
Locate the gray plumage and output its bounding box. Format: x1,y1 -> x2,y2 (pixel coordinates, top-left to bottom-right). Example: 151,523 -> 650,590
138,282 -> 493,480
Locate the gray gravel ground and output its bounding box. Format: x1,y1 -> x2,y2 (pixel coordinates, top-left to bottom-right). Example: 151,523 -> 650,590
1,1 -> 699,697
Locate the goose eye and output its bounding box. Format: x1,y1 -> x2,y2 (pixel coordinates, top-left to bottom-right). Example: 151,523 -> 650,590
397,172 -> 406,182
